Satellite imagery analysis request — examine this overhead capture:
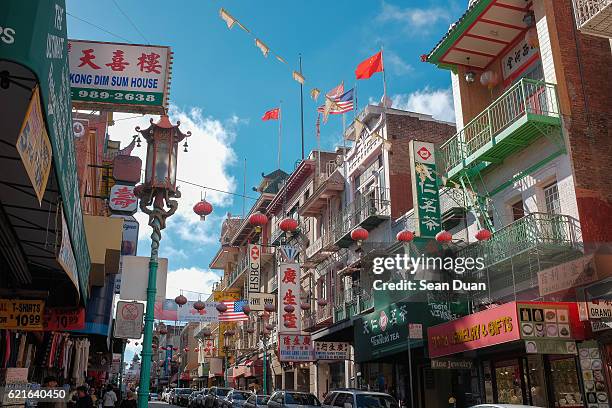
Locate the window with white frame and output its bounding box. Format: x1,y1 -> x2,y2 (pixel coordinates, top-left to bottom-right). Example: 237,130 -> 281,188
543,181 -> 560,215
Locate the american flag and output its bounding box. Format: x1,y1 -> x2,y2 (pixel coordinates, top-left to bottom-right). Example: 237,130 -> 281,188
317,89 -> 354,115
218,300 -> 249,322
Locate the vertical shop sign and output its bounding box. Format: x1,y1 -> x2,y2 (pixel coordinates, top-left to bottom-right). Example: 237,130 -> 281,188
409,140 -> 441,237
278,262 -> 301,333
248,244 -> 261,293
58,208 -> 80,297
15,86 -> 53,204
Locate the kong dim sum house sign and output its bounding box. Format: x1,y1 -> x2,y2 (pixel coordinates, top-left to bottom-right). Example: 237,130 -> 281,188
68,39 -> 171,114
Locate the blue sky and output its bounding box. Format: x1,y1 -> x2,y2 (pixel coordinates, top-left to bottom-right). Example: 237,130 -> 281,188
66,0 -> 463,302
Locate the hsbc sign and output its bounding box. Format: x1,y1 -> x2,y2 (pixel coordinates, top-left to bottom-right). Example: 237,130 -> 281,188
248,244 -> 261,293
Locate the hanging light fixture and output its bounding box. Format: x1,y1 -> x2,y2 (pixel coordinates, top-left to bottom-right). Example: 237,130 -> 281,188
193,198 -> 213,221
300,302 -> 311,311
279,217 -> 299,234
284,305 -> 295,313
216,302 -> 228,313
475,229 -> 492,241
435,230 -> 453,243
174,294 -> 187,307
248,211 -> 268,233
350,227 -> 369,246
193,300 -> 205,311
396,230 -> 415,242
465,57 -> 475,83
264,303 -> 275,313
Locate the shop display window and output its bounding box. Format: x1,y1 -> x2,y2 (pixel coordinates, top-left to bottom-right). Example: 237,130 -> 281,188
494,360 -> 523,404
526,355 -> 548,407
549,356 -> 583,407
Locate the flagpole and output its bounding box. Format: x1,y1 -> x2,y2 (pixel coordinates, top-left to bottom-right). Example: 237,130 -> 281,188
380,46 -> 388,141
278,101 -> 282,169
354,81 -> 358,119
299,54 -> 305,160
242,158 -> 246,218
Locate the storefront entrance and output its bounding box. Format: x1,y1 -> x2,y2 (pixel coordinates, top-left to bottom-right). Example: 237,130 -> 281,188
483,355 -> 582,407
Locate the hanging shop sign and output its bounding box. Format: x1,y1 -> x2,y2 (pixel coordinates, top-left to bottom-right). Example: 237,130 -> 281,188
428,301 -> 520,358
112,155 -> 142,184
578,340 -> 611,406
15,86 -> 53,204
119,255 -> 167,301
278,334 -> 314,362
177,301 -> 219,322
111,214 -> 139,256
111,353 -> 121,374
538,255 -> 598,296
247,292 -> 276,311
409,140 -> 441,238
587,301 -> 612,319
501,33 -> 539,80
0,299 -> 44,331
517,302 -> 573,340
212,290 -> 241,357
68,39 -> 171,114
314,342 -> 350,361
109,184 -> 138,214
431,358 -> 473,370
248,244 -> 261,293
58,208 -> 80,297
278,262 -> 301,333
409,323 -> 424,340
72,117 -> 89,138
114,301 -> 144,339
43,307 -> 85,331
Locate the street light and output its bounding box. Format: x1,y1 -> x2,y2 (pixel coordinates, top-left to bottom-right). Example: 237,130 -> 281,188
134,115 -> 191,408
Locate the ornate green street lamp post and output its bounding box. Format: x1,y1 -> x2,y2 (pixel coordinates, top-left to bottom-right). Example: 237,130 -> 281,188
134,116 -> 190,408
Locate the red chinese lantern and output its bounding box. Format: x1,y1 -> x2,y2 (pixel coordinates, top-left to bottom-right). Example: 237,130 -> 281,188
242,304 -> 251,315
317,299 -> 328,307
279,218 -> 299,233
435,230 -> 453,243
224,330 -> 235,337
152,344 -> 158,349
194,348 -> 200,352
350,227 -> 369,243
525,26 -> 539,48
246,327 -> 255,334
201,328 -> 212,337
248,211 -> 268,233
396,230 -> 415,242
183,347 -> 190,352
475,229 -> 492,241
193,199 -> 213,221
265,323 -> 274,331
193,300 -> 205,311
284,305 -> 295,313
264,303 -> 275,313
216,302 -> 228,313
300,303 -> 311,311
174,294 -> 187,307
480,70 -> 500,90
160,347 -> 167,351
172,347 -> 178,351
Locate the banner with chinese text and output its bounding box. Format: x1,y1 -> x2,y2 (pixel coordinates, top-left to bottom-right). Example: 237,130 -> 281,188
409,140 -> 441,238
314,341 -> 350,361
278,262 -> 301,333
278,334 -> 314,362
68,39 -> 171,114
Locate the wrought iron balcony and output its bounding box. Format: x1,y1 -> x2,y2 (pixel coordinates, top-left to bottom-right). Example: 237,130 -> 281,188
573,0 -> 612,38
459,212 -> 583,304
302,303 -> 334,332
440,79 -> 561,182
227,253 -> 249,288
331,187 -> 391,248
333,286 -> 374,322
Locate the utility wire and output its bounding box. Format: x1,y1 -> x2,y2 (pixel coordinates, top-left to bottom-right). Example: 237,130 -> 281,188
66,12 -> 133,43
110,0 -> 151,45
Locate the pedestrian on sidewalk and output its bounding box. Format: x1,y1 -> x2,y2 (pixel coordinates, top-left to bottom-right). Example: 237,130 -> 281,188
119,391 -> 137,408
76,386 -> 94,408
102,385 -> 117,408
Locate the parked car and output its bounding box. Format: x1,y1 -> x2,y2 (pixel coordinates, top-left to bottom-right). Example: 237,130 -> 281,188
149,392 -> 159,401
204,387 -> 233,408
195,390 -> 209,407
244,394 -> 270,408
189,391 -> 204,408
220,390 -> 254,408
469,405 -> 543,408
322,390 -> 398,408
174,388 -> 195,406
168,389 -> 177,404
268,391 -> 321,408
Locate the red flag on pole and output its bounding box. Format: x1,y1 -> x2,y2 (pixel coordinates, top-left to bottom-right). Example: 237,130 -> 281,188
355,51 -> 383,80
262,108 -> 280,121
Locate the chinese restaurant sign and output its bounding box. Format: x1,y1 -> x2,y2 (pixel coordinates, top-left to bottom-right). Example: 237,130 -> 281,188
409,140 -> 441,238
278,334 -> 314,362
44,307 -> 85,331
314,342 -> 350,361
0,299 -> 44,331
109,184 -> 138,214
502,33 -> 539,80
427,302 -> 520,358
2,0 -> 91,300
278,262 -> 301,333
15,86 -> 52,204
68,39 -> 171,114
248,244 -> 261,293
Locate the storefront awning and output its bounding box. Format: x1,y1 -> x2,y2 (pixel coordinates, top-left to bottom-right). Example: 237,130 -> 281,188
84,215 -> 124,286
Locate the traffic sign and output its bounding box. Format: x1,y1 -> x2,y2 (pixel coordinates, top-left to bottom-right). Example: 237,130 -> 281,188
114,301 -> 144,339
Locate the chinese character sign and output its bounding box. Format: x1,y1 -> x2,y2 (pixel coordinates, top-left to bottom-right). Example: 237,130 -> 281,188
502,34 -> 539,80
314,342 -> 350,361
68,39 -> 171,114
409,140 -> 441,238
278,262 -> 301,333
278,334 -> 314,362
109,184 -> 138,213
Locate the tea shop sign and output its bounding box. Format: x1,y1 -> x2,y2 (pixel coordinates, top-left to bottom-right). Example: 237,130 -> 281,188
428,302 -> 520,358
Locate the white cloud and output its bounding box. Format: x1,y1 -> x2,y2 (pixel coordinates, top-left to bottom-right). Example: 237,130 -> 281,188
165,267 -> 221,300
377,2 -> 450,29
107,106 -> 239,244
385,50 -> 413,75
391,88 -> 456,123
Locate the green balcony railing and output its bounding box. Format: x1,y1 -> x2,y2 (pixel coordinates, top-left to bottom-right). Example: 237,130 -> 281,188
333,286 -> 374,322
440,78 -> 560,177
459,212 -> 580,268
331,187 -> 391,244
